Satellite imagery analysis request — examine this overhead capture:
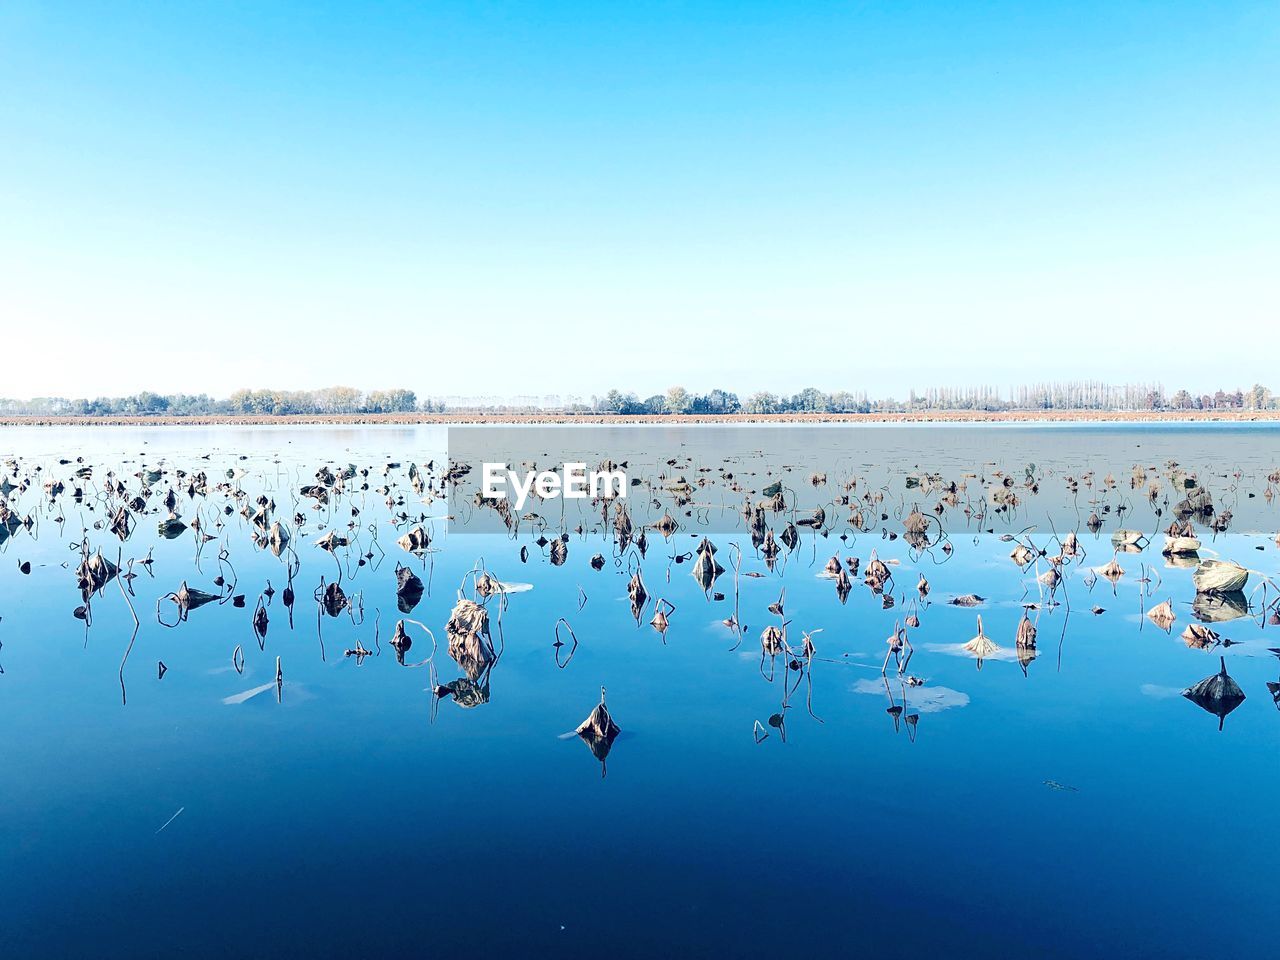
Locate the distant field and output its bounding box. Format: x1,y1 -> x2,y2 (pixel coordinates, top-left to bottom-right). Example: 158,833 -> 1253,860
1,410 -> 1278,426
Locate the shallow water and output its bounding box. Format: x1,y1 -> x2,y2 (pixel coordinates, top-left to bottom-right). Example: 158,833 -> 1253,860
1,424 -> 1278,959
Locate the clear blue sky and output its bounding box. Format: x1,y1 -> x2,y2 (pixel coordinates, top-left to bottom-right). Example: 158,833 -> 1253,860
2,1 -> 1276,400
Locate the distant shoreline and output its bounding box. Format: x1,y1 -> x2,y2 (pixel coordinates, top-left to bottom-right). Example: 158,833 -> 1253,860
2,410 -> 1278,427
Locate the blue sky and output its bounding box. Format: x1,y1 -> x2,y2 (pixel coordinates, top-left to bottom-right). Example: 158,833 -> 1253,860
2,1 -> 1276,400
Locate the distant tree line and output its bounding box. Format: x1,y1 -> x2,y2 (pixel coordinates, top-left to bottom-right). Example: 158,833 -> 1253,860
0,382 -> 1274,416
580,382 -> 1276,414
0,387 -> 425,417
225,387 -> 422,415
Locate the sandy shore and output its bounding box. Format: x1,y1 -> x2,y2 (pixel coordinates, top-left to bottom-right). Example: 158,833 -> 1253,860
1,411 -> 1277,427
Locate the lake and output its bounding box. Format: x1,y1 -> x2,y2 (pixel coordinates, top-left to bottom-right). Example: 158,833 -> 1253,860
1,423 -> 1278,958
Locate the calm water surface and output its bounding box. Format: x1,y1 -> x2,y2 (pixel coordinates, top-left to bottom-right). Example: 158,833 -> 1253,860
1,424 -> 1278,958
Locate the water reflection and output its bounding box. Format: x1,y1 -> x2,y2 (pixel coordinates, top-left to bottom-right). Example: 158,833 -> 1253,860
0,428 -> 1278,773
1182,656 -> 1247,730
4,425 -> 1280,958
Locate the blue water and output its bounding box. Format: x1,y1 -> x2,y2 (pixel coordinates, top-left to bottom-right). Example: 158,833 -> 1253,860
1,425 -> 1278,958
